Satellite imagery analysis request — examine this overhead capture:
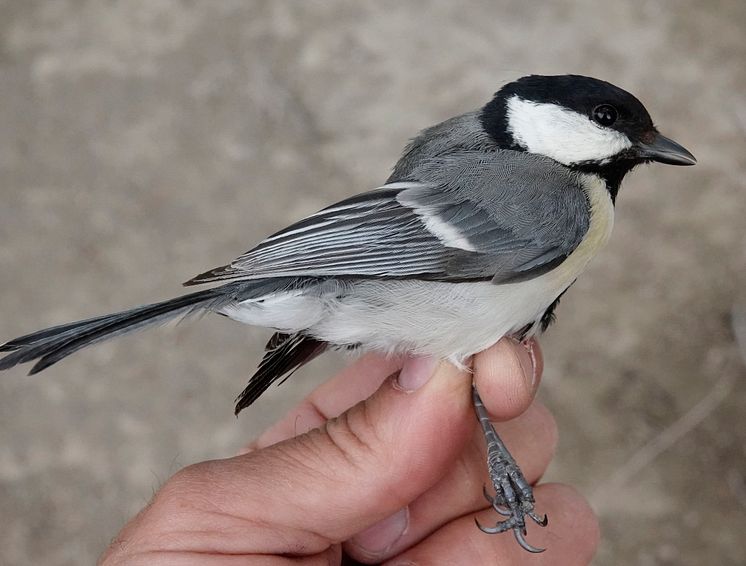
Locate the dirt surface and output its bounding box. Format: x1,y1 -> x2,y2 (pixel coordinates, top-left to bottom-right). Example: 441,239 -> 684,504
1,1 -> 745,564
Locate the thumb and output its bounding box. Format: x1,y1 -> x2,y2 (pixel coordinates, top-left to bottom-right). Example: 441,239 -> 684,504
244,357 -> 472,542
151,358 -> 473,556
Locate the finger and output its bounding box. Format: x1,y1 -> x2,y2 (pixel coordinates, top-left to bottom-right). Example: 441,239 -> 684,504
346,401 -> 557,561
246,352 -> 404,451
344,338 -> 546,561
473,337 -> 543,421
249,337 -> 541,452
145,357 -> 477,556
383,483 -> 600,566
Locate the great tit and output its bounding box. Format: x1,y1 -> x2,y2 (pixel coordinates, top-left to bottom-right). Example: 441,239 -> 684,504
0,74 -> 695,552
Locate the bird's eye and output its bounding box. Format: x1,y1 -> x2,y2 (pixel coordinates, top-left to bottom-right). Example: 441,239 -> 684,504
592,104 -> 618,127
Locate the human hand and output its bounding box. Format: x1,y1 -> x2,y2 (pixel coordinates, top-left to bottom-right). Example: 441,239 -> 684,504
99,339 -> 599,565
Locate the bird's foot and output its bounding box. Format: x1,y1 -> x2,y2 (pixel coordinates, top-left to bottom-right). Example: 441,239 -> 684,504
477,476 -> 548,553
472,385 -> 548,553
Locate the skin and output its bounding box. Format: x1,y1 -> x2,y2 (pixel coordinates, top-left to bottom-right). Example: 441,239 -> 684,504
99,339 -> 599,565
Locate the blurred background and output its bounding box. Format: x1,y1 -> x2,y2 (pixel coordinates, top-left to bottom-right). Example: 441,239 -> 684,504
0,1 -> 744,564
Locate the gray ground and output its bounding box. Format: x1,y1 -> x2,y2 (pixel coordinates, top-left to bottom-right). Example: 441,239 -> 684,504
0,1 -> 745,564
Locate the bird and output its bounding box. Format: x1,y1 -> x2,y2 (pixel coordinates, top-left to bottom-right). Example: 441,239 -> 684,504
0,74 -> 695,552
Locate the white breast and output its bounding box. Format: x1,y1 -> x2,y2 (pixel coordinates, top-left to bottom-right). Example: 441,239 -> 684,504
506,96 -> 633,166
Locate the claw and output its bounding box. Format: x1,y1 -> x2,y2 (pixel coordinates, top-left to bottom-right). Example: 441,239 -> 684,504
529,511 -> 549,527
474,517 -> 511,535
513,528 -> 545,553
482,484 -> 511,516
482,484 -> 494,504
493,505 -> 511,517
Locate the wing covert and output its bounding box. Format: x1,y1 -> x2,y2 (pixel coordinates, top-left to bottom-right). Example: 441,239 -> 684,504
184,152 -> 591,286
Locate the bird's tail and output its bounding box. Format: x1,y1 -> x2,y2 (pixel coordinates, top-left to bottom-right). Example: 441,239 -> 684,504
0,287 -> 234,375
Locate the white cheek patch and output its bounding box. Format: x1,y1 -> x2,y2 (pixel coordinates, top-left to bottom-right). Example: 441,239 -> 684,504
506,96 -> 633,165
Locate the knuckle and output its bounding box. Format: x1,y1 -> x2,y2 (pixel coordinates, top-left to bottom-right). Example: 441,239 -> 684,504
154,461 -> 219,511
166,461 -> 210,491
321,401 -> 386,473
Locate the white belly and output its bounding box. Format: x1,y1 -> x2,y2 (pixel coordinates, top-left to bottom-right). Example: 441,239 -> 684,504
309,277 -> 578,358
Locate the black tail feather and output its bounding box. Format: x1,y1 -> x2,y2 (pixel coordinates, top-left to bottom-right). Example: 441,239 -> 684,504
234,332 -> 326,415
0,288 -> 226,374
0,317 -> 103,352
2,279 -> 330,414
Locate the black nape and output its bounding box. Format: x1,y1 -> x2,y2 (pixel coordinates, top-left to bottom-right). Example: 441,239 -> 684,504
479,93 -> 524,151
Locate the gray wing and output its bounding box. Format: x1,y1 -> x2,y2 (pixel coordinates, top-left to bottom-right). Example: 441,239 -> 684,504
184,151 -> 590,286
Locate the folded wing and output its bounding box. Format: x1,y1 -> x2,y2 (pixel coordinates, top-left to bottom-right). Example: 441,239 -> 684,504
184,152 -> 590,286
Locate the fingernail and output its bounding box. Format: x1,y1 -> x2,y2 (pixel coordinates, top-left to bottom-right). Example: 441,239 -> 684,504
395,356 -> 438,391
525,339 -> 540,391
349,506 -> 409,558
508,337 -> 536,392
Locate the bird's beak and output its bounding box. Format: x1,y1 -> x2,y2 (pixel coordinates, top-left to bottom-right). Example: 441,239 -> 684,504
637,133 -> 697,166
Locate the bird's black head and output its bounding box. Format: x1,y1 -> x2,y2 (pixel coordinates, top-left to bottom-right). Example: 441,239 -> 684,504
481,75 -> 695,199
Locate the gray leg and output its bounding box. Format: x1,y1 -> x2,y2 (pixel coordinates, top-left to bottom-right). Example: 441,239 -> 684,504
472,384 -> 548,553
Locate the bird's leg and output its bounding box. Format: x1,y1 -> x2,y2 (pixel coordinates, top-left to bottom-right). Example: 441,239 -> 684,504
472,384 -> 548,553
